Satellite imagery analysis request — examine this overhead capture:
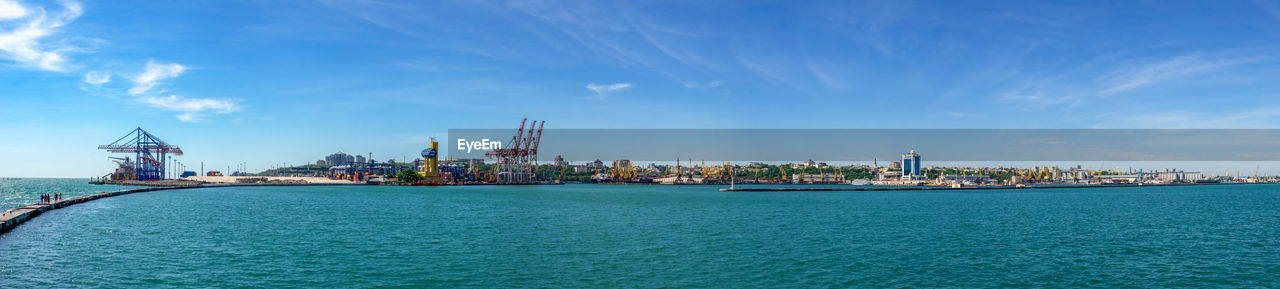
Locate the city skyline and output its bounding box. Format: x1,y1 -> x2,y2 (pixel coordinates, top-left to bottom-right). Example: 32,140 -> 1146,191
5,0 -> 1280,177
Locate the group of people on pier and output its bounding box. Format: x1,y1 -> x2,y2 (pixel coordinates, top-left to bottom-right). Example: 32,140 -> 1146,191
39,193 -> 62,205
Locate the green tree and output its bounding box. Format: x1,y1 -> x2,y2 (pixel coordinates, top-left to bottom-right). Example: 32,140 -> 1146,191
396,169 -> 422,185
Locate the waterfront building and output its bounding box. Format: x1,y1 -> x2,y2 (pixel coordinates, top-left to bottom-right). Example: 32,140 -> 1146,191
325,152 -> 355,166
355,155 -> 367,164
316,160 -> 326,166
553,155 -> 569,166
901,149 -> 924,180
793,173 -> 845,184
879,170 -> 903,180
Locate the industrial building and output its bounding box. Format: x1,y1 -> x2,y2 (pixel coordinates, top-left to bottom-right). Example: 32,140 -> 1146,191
792,173 -> 845,184
1145,170 -> 1203,183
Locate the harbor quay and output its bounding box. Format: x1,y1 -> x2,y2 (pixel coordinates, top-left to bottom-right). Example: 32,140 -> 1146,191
89,126 -> 1279,188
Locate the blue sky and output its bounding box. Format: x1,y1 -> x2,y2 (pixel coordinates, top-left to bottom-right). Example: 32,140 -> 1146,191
3,0 -> 1280,177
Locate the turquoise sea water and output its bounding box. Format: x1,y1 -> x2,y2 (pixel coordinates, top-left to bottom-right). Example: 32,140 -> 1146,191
0,178 -> 140,211
1,183 -> 1278,288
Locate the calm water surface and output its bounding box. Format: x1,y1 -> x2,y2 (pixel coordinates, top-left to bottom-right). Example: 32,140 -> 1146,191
1,183 -> 1278,288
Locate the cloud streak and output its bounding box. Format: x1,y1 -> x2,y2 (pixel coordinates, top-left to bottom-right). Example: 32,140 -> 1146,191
998,51 -> 1272,111
138,95 -> 241,123
683,80 -> 722,88
0,0 -> 83,71
586,82 -> 633,97
83,70 -> 110,85
1095,105 -> 1280,128
1100,54 -> 1258,95
129,61 -> 186,95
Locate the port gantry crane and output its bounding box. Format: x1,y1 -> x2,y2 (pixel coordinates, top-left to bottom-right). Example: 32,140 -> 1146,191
485,118 -> 545,184
98,127 -> 183,181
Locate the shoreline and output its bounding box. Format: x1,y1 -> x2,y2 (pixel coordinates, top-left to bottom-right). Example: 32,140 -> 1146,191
718,182 -> 1275,191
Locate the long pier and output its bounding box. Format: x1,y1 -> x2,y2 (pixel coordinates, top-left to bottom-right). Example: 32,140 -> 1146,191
0,186 -> 197,235
0,182 -> 368,236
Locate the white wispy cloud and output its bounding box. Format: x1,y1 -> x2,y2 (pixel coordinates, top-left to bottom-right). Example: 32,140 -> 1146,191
83,70 -> 110,85
123,61 -> 242,122
998,91 -> 1075,107
1100,54 -> 1258,95
129,61 -> 186,95
585,82 -> 633,97
0,0 -> 28,20
996,51 -> 1271,111
138,95 -> 241,123
808,62 -> 851,90
1093,106 -> 1280,128
0,0 -> 82,71
624,11 -> 719,72
682,80 -> 722,88
948,112 -> 986,118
